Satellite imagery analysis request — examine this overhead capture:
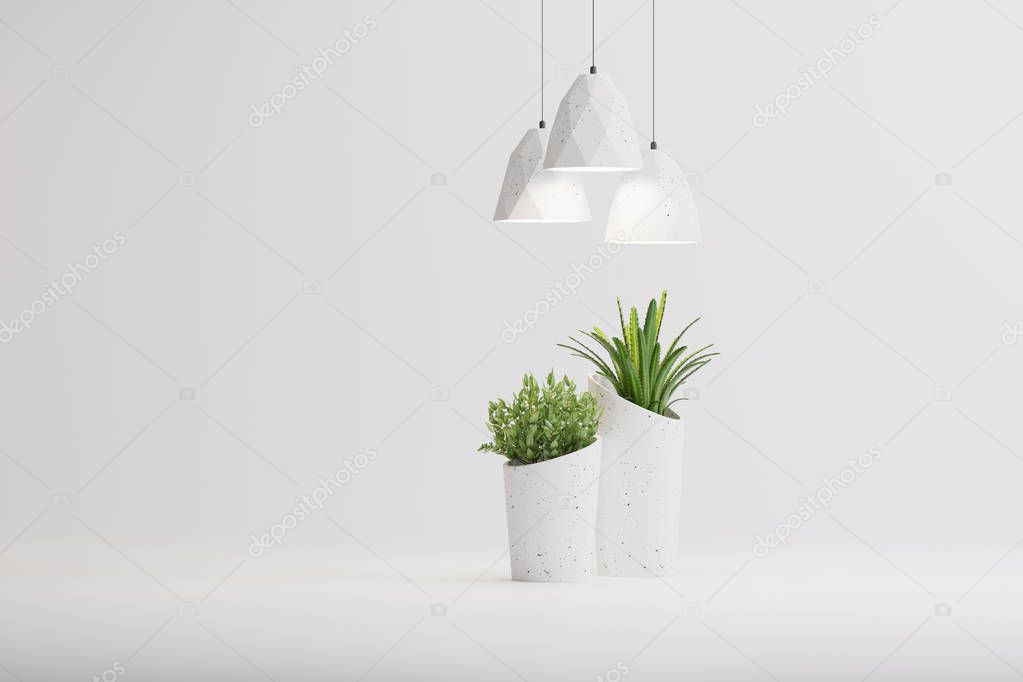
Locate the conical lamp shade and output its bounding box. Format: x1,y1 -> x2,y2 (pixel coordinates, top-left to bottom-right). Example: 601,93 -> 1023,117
493,127 -> 590,223
605,148 -> 701,244
543,73 -> 643,172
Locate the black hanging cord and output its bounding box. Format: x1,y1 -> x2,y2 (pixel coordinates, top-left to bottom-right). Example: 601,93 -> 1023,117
590,0 -> 596,74
651,0 -> 656,149
539,0 -> 545,128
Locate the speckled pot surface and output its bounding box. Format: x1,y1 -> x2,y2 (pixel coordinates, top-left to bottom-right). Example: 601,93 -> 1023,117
588,374 -> 684,577
503,437 -> 601,582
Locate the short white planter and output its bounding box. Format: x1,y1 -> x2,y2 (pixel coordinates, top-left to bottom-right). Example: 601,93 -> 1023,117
503,437 -> 601,582
588,374 -> 684,577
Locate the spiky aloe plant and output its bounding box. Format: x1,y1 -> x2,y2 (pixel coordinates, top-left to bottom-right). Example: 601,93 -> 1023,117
559,291 -> 717,416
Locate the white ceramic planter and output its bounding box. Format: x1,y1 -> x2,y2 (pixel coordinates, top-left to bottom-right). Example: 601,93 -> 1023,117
588,374 -> 684,577
503,437 -> 601,582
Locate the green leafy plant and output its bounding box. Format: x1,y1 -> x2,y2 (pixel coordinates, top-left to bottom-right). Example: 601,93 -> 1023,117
559,291 -> 717,416
479,372 -> 601,465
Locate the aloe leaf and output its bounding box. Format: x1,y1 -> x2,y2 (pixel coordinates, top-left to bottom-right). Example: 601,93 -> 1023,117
612,336 -> 640,401
677,317 -> 701,340
617,298 -> 628,340
557,338 -> 621,394
643,298 -> 659,351
654,290 -> 667,341
628,306 -> 640,371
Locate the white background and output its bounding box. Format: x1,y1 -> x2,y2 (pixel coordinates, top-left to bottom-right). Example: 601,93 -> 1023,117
1,0 -> 1022,680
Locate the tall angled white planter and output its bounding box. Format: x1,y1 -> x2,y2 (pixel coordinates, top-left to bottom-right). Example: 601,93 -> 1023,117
588,375 -> 684,577
503,438 -> 601,582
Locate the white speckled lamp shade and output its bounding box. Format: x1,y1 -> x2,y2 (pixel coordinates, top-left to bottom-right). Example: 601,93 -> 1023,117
493,127 -> 590,223
543,73 -> 643,172
503,438 -> 601,582
606,148 -> 701,244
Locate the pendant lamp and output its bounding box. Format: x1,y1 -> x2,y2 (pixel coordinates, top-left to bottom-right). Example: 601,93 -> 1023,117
606,0 -> 701,243
493,1 -> 590,223
543,1 -> 643,172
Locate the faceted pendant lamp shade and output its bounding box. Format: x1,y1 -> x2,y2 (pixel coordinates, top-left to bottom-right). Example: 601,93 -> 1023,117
606,148 -> 701,244
493,128 -> 590,223
543,73 -> 643,172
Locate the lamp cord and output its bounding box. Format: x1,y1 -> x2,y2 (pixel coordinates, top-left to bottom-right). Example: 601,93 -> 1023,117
651,0 -> 656,148
590,0 -> 596,73
540,0 -> 544,127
